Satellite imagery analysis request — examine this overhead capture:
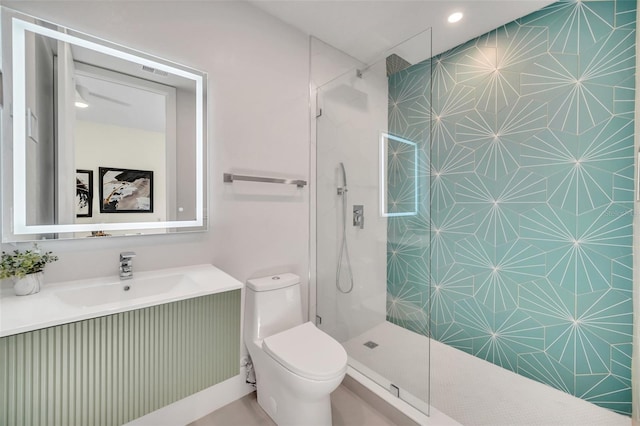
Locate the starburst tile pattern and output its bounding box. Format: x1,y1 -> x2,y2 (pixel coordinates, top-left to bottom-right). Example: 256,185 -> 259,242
387,0 -> 634,415
454,298 -> 545,371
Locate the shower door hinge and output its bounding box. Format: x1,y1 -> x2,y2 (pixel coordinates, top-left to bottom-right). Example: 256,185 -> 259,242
315,315 -> 322,325
315,92 -> 323,118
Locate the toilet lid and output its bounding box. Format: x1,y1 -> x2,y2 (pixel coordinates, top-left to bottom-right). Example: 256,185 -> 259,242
262,322 -> 347,381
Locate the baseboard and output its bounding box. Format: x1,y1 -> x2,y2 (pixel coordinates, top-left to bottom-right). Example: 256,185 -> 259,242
125,367 -> 254,426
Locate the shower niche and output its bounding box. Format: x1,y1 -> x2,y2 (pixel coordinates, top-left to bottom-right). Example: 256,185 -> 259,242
379,132 -> 418,218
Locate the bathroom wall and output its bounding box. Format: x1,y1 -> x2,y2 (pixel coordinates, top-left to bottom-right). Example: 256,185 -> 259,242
388,0 -> 635,415
1,1 -> 310,312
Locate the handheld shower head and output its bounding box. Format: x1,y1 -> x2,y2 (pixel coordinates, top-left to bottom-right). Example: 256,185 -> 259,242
338,162 -> 347,195
336,161 -> 354,293
339,162 -> 347,187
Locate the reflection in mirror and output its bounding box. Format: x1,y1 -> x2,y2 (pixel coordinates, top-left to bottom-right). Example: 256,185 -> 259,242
71,62 -> 175,230
1,8 -> 207,241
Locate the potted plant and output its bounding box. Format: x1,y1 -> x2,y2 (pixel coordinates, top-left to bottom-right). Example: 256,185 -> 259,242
0,245 -> 58,296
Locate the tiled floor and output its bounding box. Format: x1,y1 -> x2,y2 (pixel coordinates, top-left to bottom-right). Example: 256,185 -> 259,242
189,383 -> 402,426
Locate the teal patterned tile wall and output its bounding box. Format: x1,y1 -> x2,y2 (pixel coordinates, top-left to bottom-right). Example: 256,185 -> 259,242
387,0 -> 635,415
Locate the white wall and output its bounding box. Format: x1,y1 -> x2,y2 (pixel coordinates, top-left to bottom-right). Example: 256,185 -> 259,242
1,1 -> 310,312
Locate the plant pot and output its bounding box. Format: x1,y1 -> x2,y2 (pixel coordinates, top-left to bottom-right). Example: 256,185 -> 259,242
13,271 -> 44,296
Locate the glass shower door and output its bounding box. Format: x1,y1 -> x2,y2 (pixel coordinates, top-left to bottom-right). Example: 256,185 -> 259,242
312,30 -> 432,414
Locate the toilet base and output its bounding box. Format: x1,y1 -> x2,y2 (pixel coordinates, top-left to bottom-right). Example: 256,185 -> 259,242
257,386 -> 332,426
252,352 -> 343,426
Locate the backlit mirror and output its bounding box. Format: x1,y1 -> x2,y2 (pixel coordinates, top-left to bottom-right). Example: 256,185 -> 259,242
1,8 -> 207,241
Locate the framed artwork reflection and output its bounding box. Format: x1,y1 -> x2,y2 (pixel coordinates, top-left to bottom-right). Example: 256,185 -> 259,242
99,167 -> 154,213
76,169 -> 93,218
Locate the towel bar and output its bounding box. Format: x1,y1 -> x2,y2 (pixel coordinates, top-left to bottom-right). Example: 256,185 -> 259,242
223,173 -> 307,188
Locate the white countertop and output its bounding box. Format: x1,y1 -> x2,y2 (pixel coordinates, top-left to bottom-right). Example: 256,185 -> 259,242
0,264 -> 243,337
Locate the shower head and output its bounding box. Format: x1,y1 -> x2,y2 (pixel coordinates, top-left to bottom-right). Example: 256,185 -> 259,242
386,53 -> 412,76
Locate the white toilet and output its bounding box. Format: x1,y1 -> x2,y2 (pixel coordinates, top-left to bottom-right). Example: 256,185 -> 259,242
244,273 -> 347,426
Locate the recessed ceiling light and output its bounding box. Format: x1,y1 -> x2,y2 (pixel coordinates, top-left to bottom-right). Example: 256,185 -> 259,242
448,12 -> 463,23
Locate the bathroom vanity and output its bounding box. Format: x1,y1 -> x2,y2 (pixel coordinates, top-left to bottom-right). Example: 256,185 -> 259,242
0,7 -> 236,425
0,264 -> 242,426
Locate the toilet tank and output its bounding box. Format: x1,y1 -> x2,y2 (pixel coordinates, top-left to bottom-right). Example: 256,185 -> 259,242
245,273 -> 304,342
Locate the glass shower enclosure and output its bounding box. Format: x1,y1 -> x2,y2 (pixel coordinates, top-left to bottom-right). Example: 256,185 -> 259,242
311,29 -> 432,414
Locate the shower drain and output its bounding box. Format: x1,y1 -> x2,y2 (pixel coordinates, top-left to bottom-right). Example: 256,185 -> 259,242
363,341 -> 379,349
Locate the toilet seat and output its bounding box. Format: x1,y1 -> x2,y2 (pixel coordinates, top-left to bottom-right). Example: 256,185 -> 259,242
262,322 -> 347,381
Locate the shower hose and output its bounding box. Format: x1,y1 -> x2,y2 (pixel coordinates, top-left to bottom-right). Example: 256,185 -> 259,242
336,185 -> 354,294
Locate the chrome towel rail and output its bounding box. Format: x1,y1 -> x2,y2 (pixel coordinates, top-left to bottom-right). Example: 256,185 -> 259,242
223,173 -> 307,188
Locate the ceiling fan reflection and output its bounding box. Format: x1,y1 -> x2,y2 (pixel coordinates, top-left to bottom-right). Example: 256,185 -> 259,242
76,84 -> 131,108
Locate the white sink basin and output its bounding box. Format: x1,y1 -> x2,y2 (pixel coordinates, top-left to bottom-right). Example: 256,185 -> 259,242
0,264 -> 243,337
55,274 -> 200,307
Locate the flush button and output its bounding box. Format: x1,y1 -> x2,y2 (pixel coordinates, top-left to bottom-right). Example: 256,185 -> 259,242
272,276 -> 280,280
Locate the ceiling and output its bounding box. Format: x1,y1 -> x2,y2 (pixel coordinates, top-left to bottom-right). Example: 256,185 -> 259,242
248,0 -> 555,63
75,73 -> 166,133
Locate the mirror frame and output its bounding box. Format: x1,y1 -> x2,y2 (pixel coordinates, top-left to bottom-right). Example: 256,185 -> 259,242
4,14 -> 207,240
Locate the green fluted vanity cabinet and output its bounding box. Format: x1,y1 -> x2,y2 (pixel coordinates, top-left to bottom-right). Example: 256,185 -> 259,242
0,290 -> 241,426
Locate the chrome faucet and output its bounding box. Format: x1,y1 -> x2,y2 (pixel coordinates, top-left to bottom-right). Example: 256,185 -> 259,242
119,251 -> 136,280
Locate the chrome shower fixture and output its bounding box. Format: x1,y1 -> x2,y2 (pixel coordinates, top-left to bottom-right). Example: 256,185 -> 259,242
337,162 -> 348,195
336,162 -> 354,294
353,205 -> 364,229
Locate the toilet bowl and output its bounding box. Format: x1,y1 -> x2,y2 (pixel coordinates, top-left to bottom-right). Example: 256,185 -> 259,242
244,273 -> 347,425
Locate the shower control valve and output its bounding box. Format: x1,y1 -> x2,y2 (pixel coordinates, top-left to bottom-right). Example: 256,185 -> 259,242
353,205 -> 364,229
